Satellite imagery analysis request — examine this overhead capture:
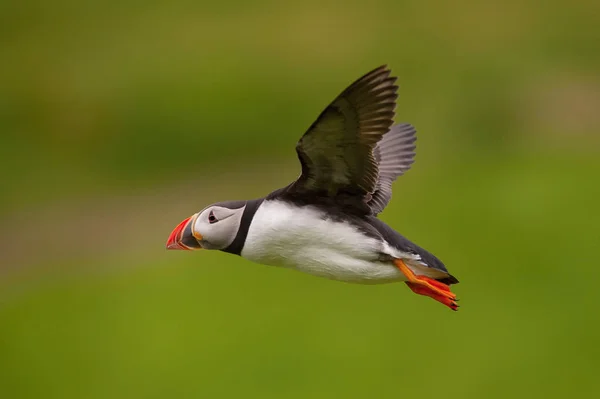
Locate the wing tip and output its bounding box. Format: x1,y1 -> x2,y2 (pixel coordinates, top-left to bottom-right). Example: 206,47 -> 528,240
352,64 -> 396,89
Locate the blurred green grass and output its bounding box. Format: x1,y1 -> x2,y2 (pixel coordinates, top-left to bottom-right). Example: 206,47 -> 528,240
1,1 -> 600,398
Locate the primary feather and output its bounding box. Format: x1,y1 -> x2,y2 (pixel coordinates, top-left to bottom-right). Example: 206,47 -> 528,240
291,65 -> 398,199
368,123 -> 417,215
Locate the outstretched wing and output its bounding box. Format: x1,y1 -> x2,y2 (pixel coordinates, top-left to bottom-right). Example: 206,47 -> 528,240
368,123 -> 417,215
290,65 -> 398,199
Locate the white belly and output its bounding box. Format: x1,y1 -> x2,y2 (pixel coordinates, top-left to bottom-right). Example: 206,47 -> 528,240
241,200 -> 411,284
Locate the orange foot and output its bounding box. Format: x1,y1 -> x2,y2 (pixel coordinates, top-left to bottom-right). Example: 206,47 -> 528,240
393,259 -> 459,311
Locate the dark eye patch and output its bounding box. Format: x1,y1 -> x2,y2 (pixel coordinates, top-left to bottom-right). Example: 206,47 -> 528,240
208,211 -> 218,224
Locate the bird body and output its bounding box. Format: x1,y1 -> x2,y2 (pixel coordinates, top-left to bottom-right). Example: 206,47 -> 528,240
242,199 -> 406,284
166,65 -> 460,310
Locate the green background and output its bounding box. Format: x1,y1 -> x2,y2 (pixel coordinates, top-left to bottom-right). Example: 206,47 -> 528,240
1,1 -> 599,398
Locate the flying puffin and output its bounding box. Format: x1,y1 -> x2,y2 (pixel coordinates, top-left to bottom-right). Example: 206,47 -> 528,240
166,65 -> 459,310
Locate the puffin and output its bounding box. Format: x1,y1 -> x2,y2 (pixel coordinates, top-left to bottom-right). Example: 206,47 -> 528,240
166,65 -> 459,310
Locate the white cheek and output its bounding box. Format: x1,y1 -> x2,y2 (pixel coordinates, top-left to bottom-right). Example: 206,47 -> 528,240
208,220 -> 233,245
192,206 -> 245,250
193,218 -> 210,239
193,218 -> 230,249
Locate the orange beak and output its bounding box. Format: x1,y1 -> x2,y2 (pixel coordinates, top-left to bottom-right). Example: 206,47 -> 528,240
166,216 -> 193,250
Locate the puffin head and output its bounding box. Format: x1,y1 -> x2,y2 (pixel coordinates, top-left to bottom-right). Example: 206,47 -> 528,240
166,201 -> 247,251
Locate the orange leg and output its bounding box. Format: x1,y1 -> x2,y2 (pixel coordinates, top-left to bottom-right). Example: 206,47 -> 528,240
393,259 -> 459,311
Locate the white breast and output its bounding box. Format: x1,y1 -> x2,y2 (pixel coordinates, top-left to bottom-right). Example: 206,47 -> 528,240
241,200 -> 409,284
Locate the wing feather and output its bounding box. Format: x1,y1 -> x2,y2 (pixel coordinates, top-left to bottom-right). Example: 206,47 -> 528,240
368,123 -> 417,215
271,66 -> 417,216
292,65 -> 398,198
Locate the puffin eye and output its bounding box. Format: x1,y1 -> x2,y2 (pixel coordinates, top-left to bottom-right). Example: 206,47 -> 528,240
208,211 -> 218,224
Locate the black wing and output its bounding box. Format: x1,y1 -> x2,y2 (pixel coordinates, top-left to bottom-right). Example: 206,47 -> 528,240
284,65 -> 398,211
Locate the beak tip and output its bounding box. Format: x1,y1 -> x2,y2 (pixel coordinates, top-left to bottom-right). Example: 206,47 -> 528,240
166,240 -> 187,250
166,216 -> 193,250
166,241 -> 187,250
